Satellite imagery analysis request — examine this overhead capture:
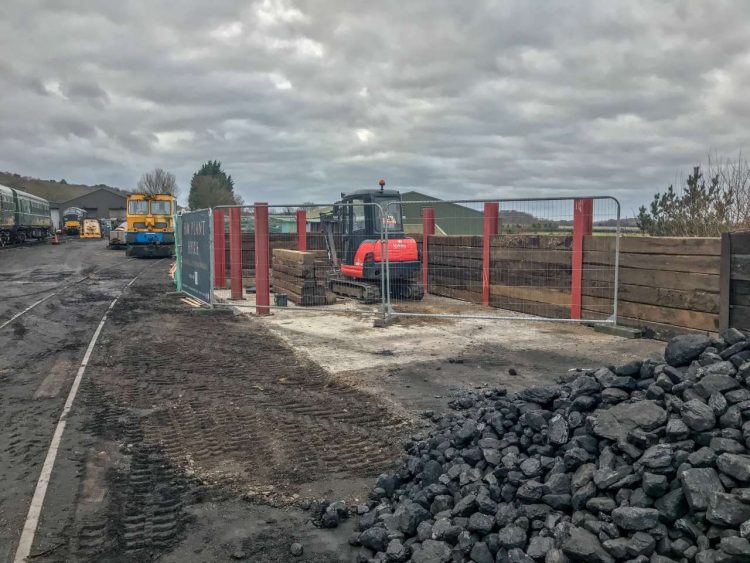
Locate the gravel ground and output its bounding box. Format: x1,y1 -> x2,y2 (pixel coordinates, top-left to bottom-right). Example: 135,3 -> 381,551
0,240 -> 147,561
1,242 -> 400,561
1,241 -> 666,562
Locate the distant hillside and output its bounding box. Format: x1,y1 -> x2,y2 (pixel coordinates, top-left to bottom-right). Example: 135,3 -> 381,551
0,171 -> 129,203
499,209 -> 536,224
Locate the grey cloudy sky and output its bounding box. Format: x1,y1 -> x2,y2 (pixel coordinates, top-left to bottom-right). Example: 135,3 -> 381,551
1,1 -> 749,214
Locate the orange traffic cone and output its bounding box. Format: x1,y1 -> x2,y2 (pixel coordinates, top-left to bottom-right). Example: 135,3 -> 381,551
52,232 -> 60,245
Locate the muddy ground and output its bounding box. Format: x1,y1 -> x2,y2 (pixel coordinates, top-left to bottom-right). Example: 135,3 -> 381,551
0,241 -> 664,562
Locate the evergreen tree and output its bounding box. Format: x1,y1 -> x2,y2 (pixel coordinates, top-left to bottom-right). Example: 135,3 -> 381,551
637,166 -> 730,236
188,160 -> 237,209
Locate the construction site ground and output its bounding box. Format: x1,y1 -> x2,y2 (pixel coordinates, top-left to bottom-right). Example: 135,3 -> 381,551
0,241 -> 663,562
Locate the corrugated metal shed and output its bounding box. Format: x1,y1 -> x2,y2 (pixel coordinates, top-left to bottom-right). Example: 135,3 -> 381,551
60,188 -> 127,221
401,191 -> 484,235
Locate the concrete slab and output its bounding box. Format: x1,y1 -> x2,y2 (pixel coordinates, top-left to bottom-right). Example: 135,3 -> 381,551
216,290 -> 665,415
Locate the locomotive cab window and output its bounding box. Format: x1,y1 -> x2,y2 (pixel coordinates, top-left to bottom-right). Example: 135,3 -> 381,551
128,200 -> 148,215
150,200 -> 171,215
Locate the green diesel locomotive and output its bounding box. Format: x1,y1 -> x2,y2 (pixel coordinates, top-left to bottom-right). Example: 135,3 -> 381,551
0,184 -> 53,246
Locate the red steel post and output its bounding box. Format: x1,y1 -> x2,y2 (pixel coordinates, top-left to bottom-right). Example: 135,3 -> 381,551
482,202 -> 499,306
571,198 -> 593,319
229,207 -> 243,299
422,207 -> 436,293
296,209 -> 307,252
254,202 -> 270,316
213,208 -> 226,289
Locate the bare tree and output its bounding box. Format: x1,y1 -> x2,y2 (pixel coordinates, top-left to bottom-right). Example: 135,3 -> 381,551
638,151 -> 750,236
137,168 -> 178,196
706,151 -> 750,226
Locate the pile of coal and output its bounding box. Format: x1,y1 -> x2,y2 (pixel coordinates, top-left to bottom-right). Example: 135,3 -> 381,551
351,330 -> 750,562
307,499 -> 352,528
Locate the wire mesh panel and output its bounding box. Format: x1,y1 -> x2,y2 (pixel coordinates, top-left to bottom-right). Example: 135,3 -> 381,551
383,197 -> 620,323
211,204 -> 254,298
212,202 -> 388,317
266,204 -> 342,310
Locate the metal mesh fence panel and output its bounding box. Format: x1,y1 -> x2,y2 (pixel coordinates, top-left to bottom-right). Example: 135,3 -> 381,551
383,197 -> 620,323
212,202 -> 388,317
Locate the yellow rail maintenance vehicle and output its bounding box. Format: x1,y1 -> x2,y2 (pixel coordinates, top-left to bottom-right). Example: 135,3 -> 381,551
80,218 -> 102,239
125,193 -> 176,258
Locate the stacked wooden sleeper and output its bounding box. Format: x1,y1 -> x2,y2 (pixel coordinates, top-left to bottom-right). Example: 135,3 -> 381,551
271,249 -> 335,306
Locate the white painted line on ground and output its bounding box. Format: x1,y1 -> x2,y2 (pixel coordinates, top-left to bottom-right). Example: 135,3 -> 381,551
0,297 -> 51,331
0,259 -> 145,330
0,275 -> 93,331
13,273 -> 141,563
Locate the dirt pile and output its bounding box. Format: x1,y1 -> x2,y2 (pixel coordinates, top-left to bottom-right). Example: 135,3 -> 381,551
350,330 -> 750,562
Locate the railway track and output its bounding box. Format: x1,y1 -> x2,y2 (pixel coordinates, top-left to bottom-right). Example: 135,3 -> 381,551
0,259 -> 153,330
0,233 -> 90,250
0,232 -> 87,250
0,237 -> 50,250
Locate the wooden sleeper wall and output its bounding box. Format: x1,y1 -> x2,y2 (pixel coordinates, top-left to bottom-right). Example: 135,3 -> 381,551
490,235 -> 572,319
426,235 -> 574,319
427,234 -> 721,339
582,237 -> 720,339
221,230 -> 723,339
426,235 -> 483,303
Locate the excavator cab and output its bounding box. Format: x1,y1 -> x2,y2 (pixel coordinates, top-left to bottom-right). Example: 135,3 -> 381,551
322,180 -> 424,302
334,189 -> 403,266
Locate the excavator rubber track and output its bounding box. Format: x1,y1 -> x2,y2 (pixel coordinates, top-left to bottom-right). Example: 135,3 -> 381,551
328,277 -> 382,304
390,279 -> 425,301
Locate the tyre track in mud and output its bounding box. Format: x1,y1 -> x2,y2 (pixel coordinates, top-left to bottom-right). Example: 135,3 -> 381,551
72,388 -> 201,560
47,266 -> 411,561
91,272 -> 409,493
0,244 -> 154,562
25,265 -> 206,563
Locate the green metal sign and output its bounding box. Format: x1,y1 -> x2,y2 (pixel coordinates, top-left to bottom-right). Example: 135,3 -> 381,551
179,210 -> 213,304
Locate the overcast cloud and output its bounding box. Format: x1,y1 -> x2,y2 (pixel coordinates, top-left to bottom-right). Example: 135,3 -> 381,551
1,0 -> 749,214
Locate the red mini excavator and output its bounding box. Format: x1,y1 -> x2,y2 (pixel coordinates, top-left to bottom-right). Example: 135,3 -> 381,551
321,180 -> 424,303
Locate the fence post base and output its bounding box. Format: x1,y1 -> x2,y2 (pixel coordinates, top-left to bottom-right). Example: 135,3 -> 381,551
592,323 -> 642,339
373,311 -> 398,328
